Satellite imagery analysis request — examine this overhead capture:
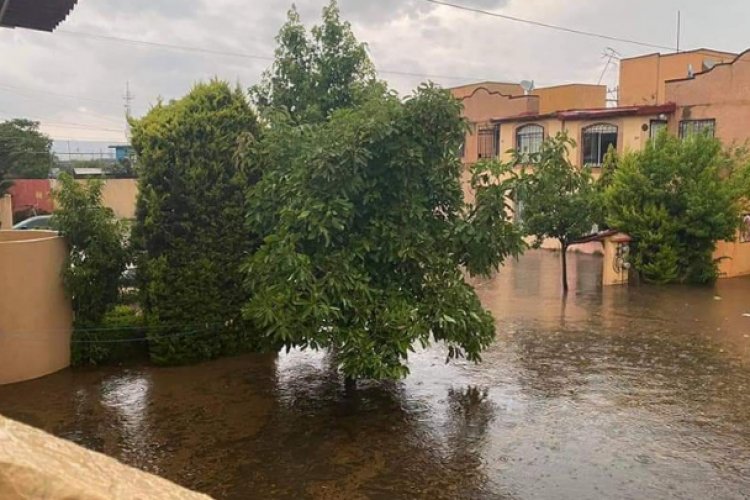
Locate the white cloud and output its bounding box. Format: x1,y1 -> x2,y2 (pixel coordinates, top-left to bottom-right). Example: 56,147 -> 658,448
1,0 -> 748,147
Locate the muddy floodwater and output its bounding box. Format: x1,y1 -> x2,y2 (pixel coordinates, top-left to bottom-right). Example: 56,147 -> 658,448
2,250 -> 750,499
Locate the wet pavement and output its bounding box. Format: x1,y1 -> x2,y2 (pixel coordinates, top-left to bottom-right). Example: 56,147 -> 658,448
1,250 -> 750,499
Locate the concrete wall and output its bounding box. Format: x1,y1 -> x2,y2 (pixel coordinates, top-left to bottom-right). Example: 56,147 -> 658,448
716,234 -> 750,278
0,230 -> 73,385
532,84 -> 607,113
450,81 -> 523,99
664,50 -> 750,277
497,114 -> 662,167
0,415 -> 210,499
0,195 -> 11,229
455,83 -> 608,166
7,179 -> 55,215
665,50 -> 750,146
10,178 -> 138,221
99,179 -> 138,219
619,49 -> 736,106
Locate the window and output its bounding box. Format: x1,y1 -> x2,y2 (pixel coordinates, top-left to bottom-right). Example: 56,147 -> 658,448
679,119 -> 715,138
516,124 -> 544,161
649,120 -> 668,139
458,141 -> 465,158
477,125 -> 499,159
582,123 -> 618,166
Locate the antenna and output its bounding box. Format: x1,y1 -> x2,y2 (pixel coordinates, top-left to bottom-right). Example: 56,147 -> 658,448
123,81 -> 134,141
520,80 -> 535,95
676,11 -> 681,52
598,47 -> 621,86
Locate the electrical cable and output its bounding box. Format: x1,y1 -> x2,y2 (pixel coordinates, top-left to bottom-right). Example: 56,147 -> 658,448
420,0 -> 677,51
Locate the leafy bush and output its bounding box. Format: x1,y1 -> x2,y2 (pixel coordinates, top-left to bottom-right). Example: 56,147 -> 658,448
71,305 -> 146,365
242,84 -> 524,380
53,173 -> 129,364
130,80 -> 261,364
605,131 -> 747,284
514,133 -> 598,291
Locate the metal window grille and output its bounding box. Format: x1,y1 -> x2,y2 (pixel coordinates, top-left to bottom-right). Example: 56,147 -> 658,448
679,119 -> 715,138
516,124 -> 544,161
582,123 -> 618,166
477,125 -> 499,159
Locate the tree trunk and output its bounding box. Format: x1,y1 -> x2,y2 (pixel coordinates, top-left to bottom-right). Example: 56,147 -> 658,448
344,376 -> 357,394
561,241 -> 569,293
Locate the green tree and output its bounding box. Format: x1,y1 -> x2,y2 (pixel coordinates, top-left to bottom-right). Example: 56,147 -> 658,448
604,131 -> 746,284
0,119 -> 55,193
130,80 -> 261,364
251,0 -> 377,124
516,133 -> 597,292
54,173 -> 129,364
242,84 -> 524,381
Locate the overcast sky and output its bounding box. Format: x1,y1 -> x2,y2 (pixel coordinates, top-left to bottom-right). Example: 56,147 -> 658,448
1,0 -> 749,154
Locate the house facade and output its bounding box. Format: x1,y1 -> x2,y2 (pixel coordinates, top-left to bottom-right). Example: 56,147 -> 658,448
453,48 -> 750,278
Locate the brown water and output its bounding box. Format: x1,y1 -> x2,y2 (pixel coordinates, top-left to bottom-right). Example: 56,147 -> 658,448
2,250 -> 750,499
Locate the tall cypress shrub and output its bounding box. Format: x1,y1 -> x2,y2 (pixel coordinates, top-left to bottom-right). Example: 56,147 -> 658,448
130,81 -> 260,364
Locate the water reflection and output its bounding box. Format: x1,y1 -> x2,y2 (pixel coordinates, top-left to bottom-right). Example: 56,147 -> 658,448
1,250 -> 750,498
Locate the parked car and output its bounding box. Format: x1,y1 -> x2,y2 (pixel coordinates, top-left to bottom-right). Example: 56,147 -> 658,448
12,215 -> 57,230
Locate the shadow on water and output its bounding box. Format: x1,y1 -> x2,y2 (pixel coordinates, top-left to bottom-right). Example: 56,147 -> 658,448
1,250 -> 750,499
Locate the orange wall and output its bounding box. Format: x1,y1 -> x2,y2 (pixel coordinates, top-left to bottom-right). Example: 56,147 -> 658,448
663,50 -> 750,278
456,87 -> 540,164
450,81 -> 522,99
665,50 -> 750,146
0,231 -> 73,384
532,84 -> 607,113
455,84 -> 608,165
498,114 -> 660,167
620,50 -> 736,106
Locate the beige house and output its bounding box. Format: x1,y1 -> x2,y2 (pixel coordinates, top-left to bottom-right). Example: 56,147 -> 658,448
452,47 -> 750,278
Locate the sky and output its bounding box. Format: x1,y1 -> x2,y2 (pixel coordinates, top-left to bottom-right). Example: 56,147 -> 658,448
1,0 -> 749,155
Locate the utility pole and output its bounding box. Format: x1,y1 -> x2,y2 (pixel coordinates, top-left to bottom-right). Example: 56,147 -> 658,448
676,11 -> 681,52
123,81 -> 134,142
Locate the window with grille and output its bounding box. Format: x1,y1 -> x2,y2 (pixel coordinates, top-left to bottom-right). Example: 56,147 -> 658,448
679,119 -> 715,138
477,125 -> 499,160
582,123 -> 618,166
516,124 -> 544,161
649,120 -> 668,140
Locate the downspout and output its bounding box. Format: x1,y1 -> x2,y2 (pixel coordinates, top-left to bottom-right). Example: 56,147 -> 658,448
0,0 -> 10,27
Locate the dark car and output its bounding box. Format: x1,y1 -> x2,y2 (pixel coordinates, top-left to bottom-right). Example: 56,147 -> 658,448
12,215 -> 57,230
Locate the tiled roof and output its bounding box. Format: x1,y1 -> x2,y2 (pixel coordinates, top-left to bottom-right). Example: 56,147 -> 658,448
0,0 -> 78,32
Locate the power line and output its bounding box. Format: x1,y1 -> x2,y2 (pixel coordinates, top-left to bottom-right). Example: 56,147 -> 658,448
0,82 -> 121,106
420,0 -> 677,51
56,29 -> 523,83
0,114 -> 125,133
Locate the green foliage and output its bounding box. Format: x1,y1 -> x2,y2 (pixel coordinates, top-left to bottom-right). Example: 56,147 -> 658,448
515,133 -> 597,290
251,0 -> 377,124
71,305 -> 146,366
242,84 -> 524,380
54,173 -> 129,364
130,80 -> 261,364
604,131 -> 746,284
0,119 -> 55,193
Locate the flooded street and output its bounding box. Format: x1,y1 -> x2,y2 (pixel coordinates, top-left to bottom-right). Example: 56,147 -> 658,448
1,250 -> 750,499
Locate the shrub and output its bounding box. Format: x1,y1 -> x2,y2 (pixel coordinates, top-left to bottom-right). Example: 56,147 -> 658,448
53,173 -> 129,364
130,81 -> 261,364
605,131 -> 747,284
